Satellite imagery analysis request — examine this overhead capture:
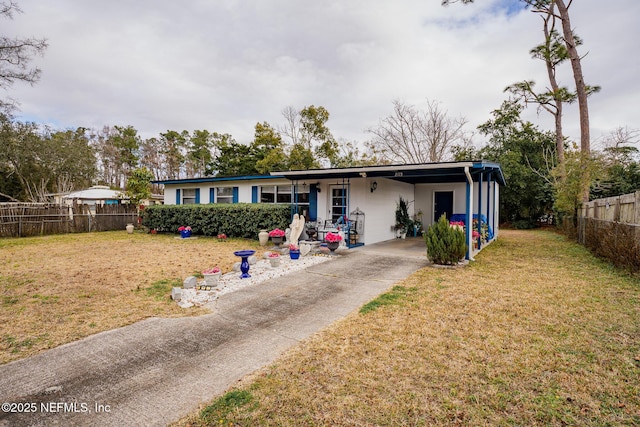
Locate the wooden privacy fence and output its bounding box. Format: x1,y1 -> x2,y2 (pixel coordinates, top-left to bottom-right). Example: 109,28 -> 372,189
578,191 -> 640,272
0,203 -> 138,238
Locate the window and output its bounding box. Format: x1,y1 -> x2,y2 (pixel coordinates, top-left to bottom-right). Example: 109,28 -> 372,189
330,186 -> 348,223
182,188 -> 196,205
259,185 -> 310,216
260,186 -> 275,203
215,187 -> 234,204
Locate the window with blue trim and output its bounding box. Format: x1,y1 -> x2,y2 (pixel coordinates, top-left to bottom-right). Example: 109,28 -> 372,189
214,187 -> 235,203
180,188 -> 197,204
259,185 -> 310,213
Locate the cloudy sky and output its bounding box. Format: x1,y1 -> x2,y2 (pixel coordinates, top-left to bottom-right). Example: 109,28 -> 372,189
4,0 -> 639,150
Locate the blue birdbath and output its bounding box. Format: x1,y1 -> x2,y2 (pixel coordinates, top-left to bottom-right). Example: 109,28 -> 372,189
233,250 -> 256,279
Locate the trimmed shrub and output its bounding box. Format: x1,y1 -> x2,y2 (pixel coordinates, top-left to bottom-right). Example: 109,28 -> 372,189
425,214 -> 466,265
141,203 -> 291,239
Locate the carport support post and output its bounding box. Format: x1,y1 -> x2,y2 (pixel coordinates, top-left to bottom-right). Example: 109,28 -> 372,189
477,172 -> 483,250
486,172 -> 492,241
464,167 -> 474,261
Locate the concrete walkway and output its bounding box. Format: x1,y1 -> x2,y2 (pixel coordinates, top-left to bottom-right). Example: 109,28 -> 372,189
0,239 -> 428,427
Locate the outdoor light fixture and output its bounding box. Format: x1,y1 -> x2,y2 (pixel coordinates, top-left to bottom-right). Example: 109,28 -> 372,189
370,181 -> 378,193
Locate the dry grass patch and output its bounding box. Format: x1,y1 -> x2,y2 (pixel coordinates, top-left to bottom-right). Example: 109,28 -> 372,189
180,229 -> 640,426
0,231 -> 265,364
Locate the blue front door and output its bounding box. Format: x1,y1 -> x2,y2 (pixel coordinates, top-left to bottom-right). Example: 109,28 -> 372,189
434,191 -> 453,222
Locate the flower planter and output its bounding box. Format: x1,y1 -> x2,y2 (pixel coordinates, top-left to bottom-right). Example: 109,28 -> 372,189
126,223 -> 134,234
289,250 -> 300,260
271,236 -> 283,247
327,241 -> 339,252
180,230 -> 192,239
269,257 -> 280,267
203,272 -> 221,286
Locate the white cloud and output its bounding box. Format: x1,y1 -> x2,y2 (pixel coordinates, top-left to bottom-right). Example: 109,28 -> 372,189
3,0 -> 638,148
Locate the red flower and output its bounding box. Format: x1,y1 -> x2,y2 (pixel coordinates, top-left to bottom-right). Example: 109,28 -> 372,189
269,228 -> 285,237
325,232 -> 343,243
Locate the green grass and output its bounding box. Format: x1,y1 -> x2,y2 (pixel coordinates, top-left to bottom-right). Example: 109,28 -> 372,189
359,285 -> 416,314
137,279 -> 182,302
176,229 -> 640,426
198,390 -> 256,425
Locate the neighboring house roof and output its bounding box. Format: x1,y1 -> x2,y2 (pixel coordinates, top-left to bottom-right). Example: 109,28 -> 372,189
63,186 -> 124,200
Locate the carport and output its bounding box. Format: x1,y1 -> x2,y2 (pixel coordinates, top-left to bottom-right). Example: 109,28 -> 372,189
273,161 -> 506,260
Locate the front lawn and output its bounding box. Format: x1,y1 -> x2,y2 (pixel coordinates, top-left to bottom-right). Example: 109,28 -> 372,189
0,231 -> 265,364
180,229 -> 640,426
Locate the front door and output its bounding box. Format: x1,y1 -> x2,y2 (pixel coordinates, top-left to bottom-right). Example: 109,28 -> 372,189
434,191 -> 453,222
330,185 -> 348,223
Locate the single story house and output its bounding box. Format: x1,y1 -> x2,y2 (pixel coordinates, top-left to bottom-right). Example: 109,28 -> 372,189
156,161 -> 505,260
61,185 -> 124,206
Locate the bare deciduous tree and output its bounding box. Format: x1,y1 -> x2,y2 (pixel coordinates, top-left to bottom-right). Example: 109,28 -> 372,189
0,1 -> 48,112
366,100 -> 468,164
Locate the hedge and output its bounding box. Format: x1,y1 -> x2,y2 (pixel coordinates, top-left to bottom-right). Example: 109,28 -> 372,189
141,203 -> 291,239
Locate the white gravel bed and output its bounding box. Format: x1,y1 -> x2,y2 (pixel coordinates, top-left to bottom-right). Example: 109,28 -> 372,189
176,254 -> 334,308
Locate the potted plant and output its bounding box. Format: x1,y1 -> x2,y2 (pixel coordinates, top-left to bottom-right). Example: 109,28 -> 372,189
202,267 -> 221,285
268,252 -> 281,267
472,230 -> 481,250
269,228 -> 285,247
289,244 -> 300,260
178,226 -> 192,238
395,197 -> 411,239
217,233 -> 227,242
325,232 -> 342,252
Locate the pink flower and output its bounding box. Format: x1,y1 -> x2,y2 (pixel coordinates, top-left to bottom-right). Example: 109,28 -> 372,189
269,228 -> 285,237
217,233 -> 227,240
202,267 -> 221,275
268,252 -> 280,258
289,244 -> 299,251
472,230 -> 481,239
325,232 -> 343,243
178,226 -> 192,232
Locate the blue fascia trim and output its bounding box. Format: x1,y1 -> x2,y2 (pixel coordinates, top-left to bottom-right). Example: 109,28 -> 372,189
472,162 -> 506,186
154,175 -> 285,185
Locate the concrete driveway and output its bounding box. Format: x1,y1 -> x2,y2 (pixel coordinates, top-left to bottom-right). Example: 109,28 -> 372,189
0,239 -> 428,427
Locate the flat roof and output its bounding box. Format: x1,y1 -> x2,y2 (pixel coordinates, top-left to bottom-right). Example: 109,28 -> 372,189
154,162 -> 506,186
271,161 -> 505,185
154,175 -> 285,185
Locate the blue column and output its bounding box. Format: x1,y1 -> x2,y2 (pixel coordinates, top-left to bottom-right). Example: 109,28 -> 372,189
477,172 -> 483,250
465,179 -> 471,260
309,184 -> 318,221
486,173 -> 492,240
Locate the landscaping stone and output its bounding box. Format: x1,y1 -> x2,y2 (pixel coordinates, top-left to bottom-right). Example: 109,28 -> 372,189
175,255 -> 334,308
300,243 -> 311,257
183,276 -> 197,289
171,287 -> 182,302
